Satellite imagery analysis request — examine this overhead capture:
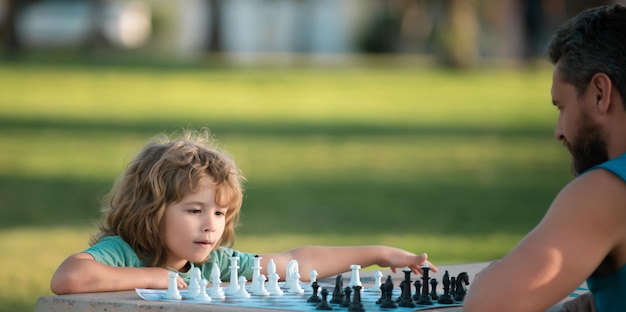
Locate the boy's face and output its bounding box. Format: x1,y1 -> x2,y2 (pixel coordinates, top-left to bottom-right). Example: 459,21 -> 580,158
162,176 -> 227,271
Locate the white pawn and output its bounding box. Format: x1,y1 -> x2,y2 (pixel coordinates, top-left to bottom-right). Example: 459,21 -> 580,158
309,269 -> 318,289
235,276 -> 250,298
164,272 -> 182,300
209,262 -> 225,300
369,270 -> 383,292
195,279 -> 212,301
224,252 -> 240,296
252,274 -> 270,296
349,264 -> 362,287
266,259 -> 283,295
186,267 -> 202,299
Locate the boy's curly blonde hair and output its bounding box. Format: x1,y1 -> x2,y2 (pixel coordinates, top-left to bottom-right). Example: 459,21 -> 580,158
91,129 -> 244,267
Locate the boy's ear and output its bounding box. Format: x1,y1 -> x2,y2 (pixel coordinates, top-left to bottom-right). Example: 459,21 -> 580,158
590,72 -> 613,114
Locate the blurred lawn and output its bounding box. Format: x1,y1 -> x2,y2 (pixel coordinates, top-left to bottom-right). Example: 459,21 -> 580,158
0,61 -> 571,312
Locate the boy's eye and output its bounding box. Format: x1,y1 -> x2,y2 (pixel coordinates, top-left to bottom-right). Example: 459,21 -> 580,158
189,209 -> 202,214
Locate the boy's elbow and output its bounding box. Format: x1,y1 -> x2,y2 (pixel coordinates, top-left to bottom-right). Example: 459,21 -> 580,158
50,270 -> 84,295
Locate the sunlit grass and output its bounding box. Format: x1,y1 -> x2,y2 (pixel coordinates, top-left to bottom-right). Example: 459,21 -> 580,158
0,61 -> 569,312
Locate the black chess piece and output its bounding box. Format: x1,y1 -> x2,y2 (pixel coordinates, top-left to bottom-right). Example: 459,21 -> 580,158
450,276 -> 457,297
340,286 -> 352,308
416,265 -> 433,305
399,278 -> 416,307
437,271 -> 455,304
430,278 -> 439,300
315,288 -> 333,310
396,280 -> 405,303
412,279 -> 422,301
376,283 -> 385,304
330,274 -> 345,304
348,285 -> 365,312
454,272 -> 469,302
380,276 -> 397,309
308,281 -> 322,303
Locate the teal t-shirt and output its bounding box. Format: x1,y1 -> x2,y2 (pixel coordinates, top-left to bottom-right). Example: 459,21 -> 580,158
84,235 -> 256,283
585,153 -> 626,312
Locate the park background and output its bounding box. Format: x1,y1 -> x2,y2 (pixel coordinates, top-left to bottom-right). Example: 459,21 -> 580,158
0,0 -> 620,311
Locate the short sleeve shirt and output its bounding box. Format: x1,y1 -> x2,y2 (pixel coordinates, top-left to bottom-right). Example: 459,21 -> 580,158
84,235 -> 256,283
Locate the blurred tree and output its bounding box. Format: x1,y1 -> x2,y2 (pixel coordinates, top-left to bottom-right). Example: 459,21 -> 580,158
0,0 -> 34,56
432,0 -> 479,68
206,0 -> 222,52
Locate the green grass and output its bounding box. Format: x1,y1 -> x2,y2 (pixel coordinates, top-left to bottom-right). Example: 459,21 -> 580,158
0,60 -> 571,312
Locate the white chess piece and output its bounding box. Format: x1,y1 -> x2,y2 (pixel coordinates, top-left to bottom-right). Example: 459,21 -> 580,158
209,262 -> 225,299
224,252 -> 240,296
252,274 -> 270,296
186,267 -> 202,299
266,258 -> 283,295
164,272 -> 182,300
249,255 -> 262,293
369,270 -> 383,292
349,264 -> 362,287
195,279 -> 212,301
309,269 -> 318,288
235,276 -> 250,298
285,260 -> 304,294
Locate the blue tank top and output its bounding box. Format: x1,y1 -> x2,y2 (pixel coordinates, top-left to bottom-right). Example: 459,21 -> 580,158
585,153 -> 626,312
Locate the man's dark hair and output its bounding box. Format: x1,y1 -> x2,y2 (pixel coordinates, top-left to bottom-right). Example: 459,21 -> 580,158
547,4 -> 626,107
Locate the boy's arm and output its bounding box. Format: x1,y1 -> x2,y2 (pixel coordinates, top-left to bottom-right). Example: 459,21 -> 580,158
260,245 -> 436,281
50,252 -> 183,294
464,170 -> 626,312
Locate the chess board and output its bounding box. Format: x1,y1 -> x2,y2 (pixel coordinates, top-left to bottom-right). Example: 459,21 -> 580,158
136,278 -> 464,311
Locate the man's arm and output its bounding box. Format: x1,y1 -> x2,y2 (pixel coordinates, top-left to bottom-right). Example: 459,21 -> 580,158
464,170 -> 626,312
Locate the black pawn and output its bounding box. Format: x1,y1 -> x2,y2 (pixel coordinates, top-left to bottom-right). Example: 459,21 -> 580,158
412,280 -> 422,301
340,286 -> 352,308
348,285 -> 365,312
376,283 -> 385,304
316,288 -> 333,310
308,281 -> 322,303
430,278 -> 439,300
330,274 -> 344,304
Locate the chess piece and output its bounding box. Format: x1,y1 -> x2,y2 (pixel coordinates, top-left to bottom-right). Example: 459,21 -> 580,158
308,281 -> 322,303
348,285 -> 365,312
186,267 -> 202,299
195,279 -> 212,301
266,258 -> 283,295
315,288 -> 333,310
340,286 -> 352,308
398,268 -> 416,307
430,278 -> 439,300
330,274 -> 345,304
417,262 -> 433,305
164,272 -> 182,300
235,276 -> 250,298
310,269 -> 319,289
252,274 -> 270,296
454,272 -> 470,302
249,255 -> 262,294
369,271 -> 383,292
380,276 -> 397,308
285,260 -> 304,294
209,261 -> 225,300
412,280 -> 422,301
349,264 -> 362,287
437,270 -> 454,304
224,252 -> 240,296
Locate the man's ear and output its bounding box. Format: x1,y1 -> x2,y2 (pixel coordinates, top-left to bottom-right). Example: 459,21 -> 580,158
590,73 -> 613,114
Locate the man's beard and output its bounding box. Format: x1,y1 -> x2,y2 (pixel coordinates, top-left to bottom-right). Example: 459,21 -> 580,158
565,114 -> 609,176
